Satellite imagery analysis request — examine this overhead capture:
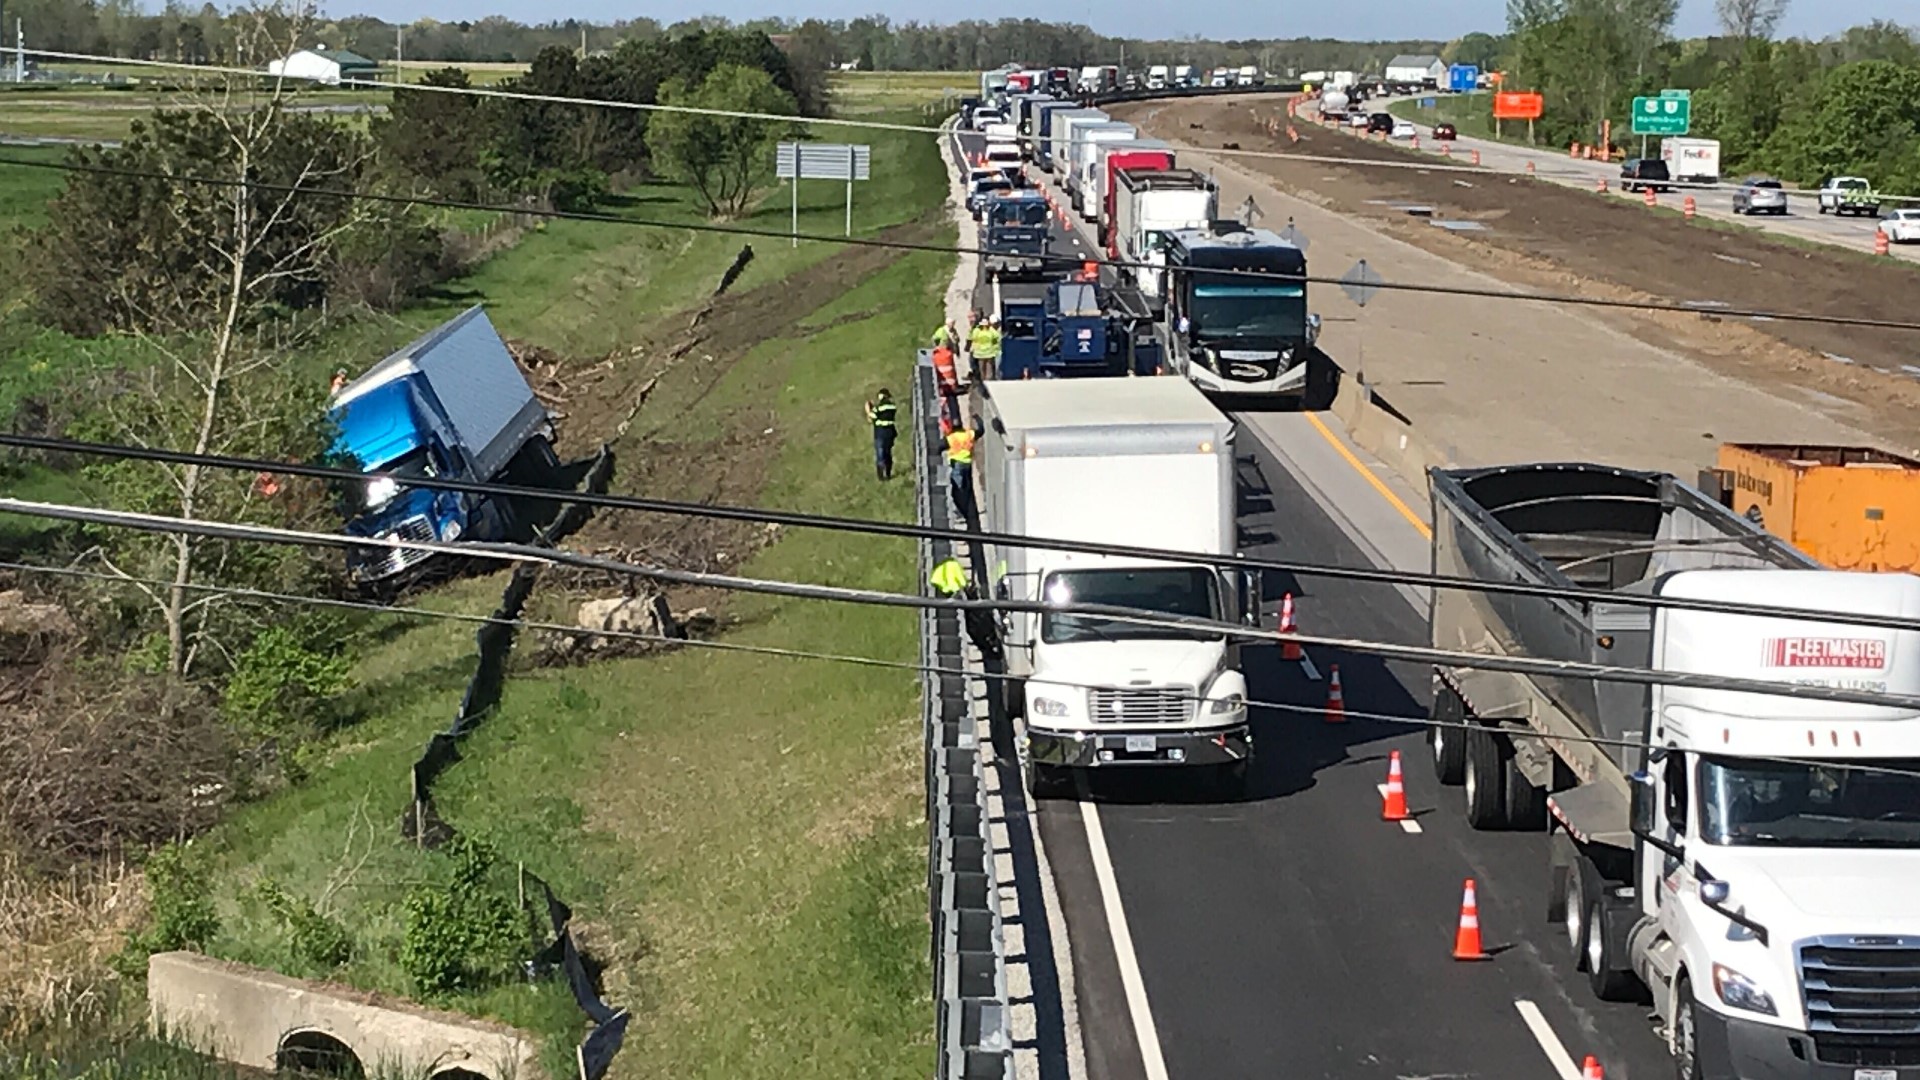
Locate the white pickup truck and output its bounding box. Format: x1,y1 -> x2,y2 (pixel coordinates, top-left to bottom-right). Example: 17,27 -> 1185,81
1818,176 -> 1881,217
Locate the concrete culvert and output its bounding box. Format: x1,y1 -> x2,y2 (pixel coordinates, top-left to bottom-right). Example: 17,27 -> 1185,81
276,1030 -> 366,1078
429,1070 -> 492,1080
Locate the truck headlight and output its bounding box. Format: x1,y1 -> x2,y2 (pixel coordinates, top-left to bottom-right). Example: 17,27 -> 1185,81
365,476 -> 400,510
1208,693 -> 1246,715
1711,963 -> 1777,1016
1031,696 -> 1071,718
440,519 -> 461,541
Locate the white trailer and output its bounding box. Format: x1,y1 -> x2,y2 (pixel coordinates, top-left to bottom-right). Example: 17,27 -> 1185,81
1428,462 -> 1920,1080
1067,122 -> 1136,211
1111,168 -> 1217,311
1661,137 -> 1721,185
1050,110 -> 1110,179
976,378 -> 1256,800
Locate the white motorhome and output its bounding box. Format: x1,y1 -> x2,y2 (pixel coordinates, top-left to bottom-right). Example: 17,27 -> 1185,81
977,378 -> 1256,799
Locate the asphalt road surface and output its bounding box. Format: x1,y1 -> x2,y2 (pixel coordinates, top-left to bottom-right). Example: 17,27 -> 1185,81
954,120 -> 1676,1080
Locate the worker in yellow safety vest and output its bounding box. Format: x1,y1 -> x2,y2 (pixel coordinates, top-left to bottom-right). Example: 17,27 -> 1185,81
929,556 -> 1004,670
968,317 -> 1002,383
863,388 -> 897,481
945,421 -> 977,523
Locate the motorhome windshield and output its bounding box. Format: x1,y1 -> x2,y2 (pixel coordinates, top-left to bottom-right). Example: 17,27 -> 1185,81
1040,567 -> 1221,644
992,201 -> 1052,228
358,446 -> 436,514
1191,280 -> 1307,340
1699,755 -> 1920,848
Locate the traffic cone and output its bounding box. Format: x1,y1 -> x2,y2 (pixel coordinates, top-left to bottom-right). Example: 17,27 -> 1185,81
1643,186 -> 1657,207
1526,160 -> 1536,175
1597,178 -> 1608,193
1382,750 -> 1409,822
1324,665 -> 1346,724
1684,196 -> 1696,219
1278,592 -> 1303,660
1452,878 -> 1490,960
1582,1056 -> 1604,1080
1876,229 -> 1891,256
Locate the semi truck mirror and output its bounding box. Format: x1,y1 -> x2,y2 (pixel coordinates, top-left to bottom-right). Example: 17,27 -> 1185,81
1629,771 -> 1658,836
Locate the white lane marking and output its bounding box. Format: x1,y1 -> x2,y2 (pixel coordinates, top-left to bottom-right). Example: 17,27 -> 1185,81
1299,654 -> 1321,681
1514,999 -> 1583,1080
1374,784 -> 1424,833
1080,802 -> 1171,1080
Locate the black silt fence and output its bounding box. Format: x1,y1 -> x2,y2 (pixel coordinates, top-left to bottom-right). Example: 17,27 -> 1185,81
397,445 -> 629,1080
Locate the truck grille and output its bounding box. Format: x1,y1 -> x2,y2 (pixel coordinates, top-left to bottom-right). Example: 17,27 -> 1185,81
1088,686 -> 1194,724
1801,937 -> 1920,1063
382,515 -> 439,576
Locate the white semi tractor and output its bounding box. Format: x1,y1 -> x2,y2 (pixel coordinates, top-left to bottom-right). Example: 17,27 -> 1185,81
1427,461 -> 1920,1080
976,378 -> 1257,800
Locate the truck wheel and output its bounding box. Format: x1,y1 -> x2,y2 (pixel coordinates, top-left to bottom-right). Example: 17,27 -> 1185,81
1463,724 -> 1510,830
1429,686 -> 1467,785
1502,748 -> 1546,830
1818,203 -> 1829,214
1562,857 -> 1591,971
1587,894 -> 1639,1001
1673,976 -> 1700,1080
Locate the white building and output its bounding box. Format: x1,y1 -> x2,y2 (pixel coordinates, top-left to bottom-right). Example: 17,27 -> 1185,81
1383,54 -> 1446,87
266,47 -> 379,86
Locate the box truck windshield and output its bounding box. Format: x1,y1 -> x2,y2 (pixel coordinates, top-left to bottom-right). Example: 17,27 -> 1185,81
1042,567 -> 1222,643
1192,281 -> 1306,339
1699,755 -> 1920,848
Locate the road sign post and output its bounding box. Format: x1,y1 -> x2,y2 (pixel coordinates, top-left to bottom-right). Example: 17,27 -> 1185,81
1630,94 -> 1690,137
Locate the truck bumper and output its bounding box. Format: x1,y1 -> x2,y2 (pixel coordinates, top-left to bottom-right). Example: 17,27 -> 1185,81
1026,723 -> 1252,767
1185,357 -> 1308,397
1696,1008 -> 1920,1080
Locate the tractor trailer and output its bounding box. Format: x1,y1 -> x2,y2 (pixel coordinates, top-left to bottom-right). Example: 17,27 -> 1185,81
1109,169 -> 1218,313
1426,461 -> 1920,1080
977,378 -> 1257,799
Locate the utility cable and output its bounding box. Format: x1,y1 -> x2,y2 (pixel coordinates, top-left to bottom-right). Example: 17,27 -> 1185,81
24,46 -> 1920,206
2,152 -> 1910,333
17,554 -> 1920,782
9,493 -> 1920,713
10,429 -> 1920,637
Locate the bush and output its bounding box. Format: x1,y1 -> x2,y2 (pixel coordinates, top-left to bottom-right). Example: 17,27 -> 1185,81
253,879 -> 352,972
399,837 -> 528,997
220,618 -> 355,742
114,842 -> 219,976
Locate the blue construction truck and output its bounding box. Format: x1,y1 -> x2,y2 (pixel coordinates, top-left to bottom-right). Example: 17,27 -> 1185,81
996,279 -> 1162,379
328,305 -> 560,589
981,189 -> 1056,281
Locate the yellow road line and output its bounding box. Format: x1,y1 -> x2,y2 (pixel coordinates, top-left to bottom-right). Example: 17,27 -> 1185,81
1301,411 -> 1433,540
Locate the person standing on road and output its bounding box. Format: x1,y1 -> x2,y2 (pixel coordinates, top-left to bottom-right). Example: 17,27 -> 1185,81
968,316 -> 1003,384
945,419 -> 978,523
864,388 -> 897,481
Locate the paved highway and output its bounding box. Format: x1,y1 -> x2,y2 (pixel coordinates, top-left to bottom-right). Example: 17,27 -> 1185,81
1307,95 -> 1920,266
955,123 -> 1675,1080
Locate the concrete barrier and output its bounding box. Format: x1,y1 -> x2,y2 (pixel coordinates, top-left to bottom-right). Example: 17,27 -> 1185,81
1327,371 -> 1456,515
148,951 -> 543,1079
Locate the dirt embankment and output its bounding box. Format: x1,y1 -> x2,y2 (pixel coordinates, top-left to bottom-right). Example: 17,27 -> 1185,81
1115,96 -> 1920,452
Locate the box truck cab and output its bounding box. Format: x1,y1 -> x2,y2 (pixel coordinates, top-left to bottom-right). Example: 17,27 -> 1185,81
977,379 -> 1257,799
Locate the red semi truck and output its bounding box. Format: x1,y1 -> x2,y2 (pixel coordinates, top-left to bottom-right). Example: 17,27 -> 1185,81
1100,145 -> 1176,249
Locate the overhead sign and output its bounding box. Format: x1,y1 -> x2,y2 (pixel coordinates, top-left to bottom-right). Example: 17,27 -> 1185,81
1631,95 -> 1690,136
1492,91 -> 1544,120
775,142 -> 872,182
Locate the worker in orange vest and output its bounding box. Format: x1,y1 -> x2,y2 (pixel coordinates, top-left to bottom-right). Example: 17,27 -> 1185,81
930,340 -> 960,430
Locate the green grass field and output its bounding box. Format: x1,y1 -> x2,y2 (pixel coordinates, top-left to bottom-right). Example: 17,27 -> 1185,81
175,108 -> 950,1077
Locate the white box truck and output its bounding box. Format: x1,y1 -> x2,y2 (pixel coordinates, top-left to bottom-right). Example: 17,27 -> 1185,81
1427,461 -> 1920,1080
1110,168 -> 1218,312
1661,137 -> 1721,185
1050,110 -> 1109,179
977,378 -> 1257,799
1068,123 -> 1137,212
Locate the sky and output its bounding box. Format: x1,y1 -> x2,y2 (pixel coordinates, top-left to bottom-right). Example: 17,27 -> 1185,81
336,0 -> 1920,42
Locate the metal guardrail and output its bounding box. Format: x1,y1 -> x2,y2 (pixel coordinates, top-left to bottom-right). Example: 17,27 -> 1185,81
915,355 -> 1015,1080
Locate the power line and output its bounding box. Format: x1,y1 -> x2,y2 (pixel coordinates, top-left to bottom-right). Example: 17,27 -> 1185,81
11,429 -> 1920,637
9,493 -> 1920,714
23,46 -> 1920,206
15,551 -> 1920,783
3,152 -> 1916,336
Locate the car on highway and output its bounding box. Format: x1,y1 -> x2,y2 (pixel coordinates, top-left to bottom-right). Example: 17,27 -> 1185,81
1731,175 -> 1787,215
1366,112 -> 1395,134
1390,119 -> 1417,140
971,108 -> 1003,132
1618,157 -> 1672,193
1432,122 -> 1457,140
1881,208 -> 1920,243
1347,111 -> 1371,129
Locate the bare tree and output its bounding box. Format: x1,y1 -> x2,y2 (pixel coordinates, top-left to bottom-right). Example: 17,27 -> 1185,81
1717,0 -> 1790,41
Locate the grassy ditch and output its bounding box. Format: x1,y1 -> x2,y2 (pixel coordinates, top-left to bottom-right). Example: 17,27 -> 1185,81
167,110 -> 949,1078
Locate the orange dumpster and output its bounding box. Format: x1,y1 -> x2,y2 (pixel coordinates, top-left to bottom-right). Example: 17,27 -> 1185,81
1699,443 -> 1920,571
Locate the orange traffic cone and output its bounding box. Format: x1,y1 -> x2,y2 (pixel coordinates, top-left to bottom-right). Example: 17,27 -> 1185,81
1643,186 -> 1656,207
1452,878 -> 1490,960
1582,1056 -> 1604,1080
1382,751 -> 1409,821
1278,592 -> 1303,660
1324,665 -> 1346,724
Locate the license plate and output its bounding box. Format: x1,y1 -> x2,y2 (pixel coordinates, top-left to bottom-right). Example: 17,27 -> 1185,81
1125,735 -> 1157,753
1856,1070 -> 1897,1080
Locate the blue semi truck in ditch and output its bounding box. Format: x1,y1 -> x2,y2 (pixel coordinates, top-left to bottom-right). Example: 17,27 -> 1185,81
327,305 -> 559,588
